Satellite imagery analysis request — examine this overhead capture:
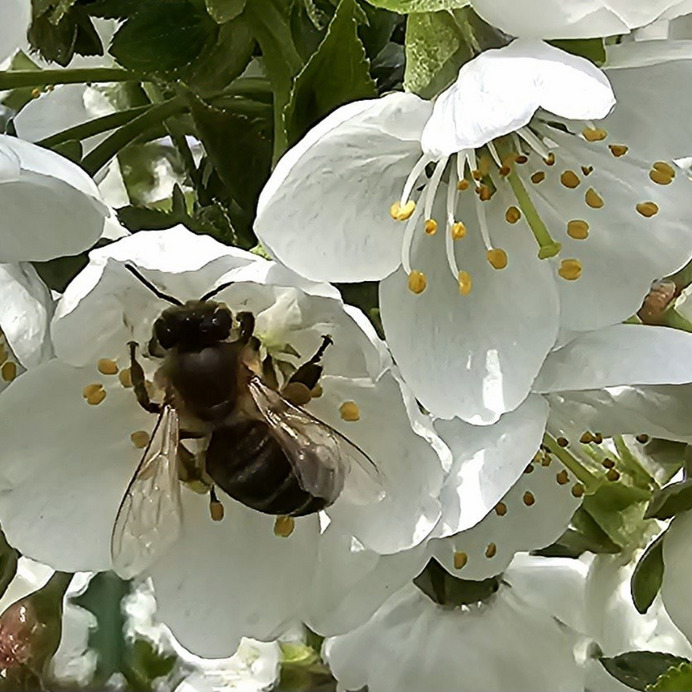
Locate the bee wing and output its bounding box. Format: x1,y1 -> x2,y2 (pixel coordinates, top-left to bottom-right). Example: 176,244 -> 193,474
247,377 -> 385,506
111,405 -> 182,579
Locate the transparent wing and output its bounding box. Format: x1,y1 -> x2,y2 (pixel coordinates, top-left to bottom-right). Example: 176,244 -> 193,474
111,405 -> 182,578
247,377 -> 385,506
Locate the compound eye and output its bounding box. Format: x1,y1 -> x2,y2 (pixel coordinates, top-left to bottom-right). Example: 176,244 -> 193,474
154,317 -> 178,349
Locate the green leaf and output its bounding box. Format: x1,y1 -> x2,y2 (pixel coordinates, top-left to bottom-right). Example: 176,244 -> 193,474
365,0 -> 469,11
601,652 -> 690,692
646,479 -> 692,520
284,0 -> 376,147
535,509 -> 621,558
631,531 -> 666,615
550,38 -> 606,66
80,0 -> 141,19
33,252 -> 90,292
188,91 -> 273,215
0,527 -> 18,601
648,663 -> 692,691
205,0 -> 247,23
413,559 -> 500,606
404,9 -> 471,98
110,0 -> 217,73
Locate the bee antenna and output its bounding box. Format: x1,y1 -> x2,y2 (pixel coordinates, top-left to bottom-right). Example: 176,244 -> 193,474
199,280 -> 235,302
124,264 -> 183,306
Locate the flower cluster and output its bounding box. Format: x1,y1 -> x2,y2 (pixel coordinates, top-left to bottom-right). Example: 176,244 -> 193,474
1,0 -> 692,690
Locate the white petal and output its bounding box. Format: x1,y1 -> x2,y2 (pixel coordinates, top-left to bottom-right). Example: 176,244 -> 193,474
150,491 -> 319,657
52,227 -> 259,365
379,188 -> 559,423
527,126 -> 692,331
255,93 -> 431,282
324,583 -> 584,692
0,263 -> 53,368
470,0 -> 683,39
422,40 -> 614,156
0,136 -> 106,262
0,360 -> 152,571
662,511 -> 692,643
14,85 -> 115,153
0,0 -> 30,64
310,373 -> 445,553
535,325 -> 692,393
432,395 -> 549,538
305,525 -> 430,636
432,452 -> 582,580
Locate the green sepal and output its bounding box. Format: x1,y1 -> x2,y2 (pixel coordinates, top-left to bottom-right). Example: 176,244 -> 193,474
631,531 -> 666,615
646,479 -> 692,520
600,652 -> 690,692
549,38 -> 606,66
364,0 -> 470,11
413,558 -> 500,606
205,0 -> 247,23
647,662 -> 692,691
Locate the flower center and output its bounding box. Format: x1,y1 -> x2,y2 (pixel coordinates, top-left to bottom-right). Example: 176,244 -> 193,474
390,118 -> 669,295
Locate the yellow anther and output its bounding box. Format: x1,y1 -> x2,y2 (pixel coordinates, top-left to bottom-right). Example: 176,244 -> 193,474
407,270 -> 427,294
210,500 -> 225,522
458,271 -> 472,295
556,470 -> 569,485
602,458 -> 615,469
1,362 -> 16,382
130,431 -> 150,449
582,127 -> 607,142
609,144 -> 628,157
82,383 -> 102,398
505,206 -> 521,224
472,169 -> 483,181
636,201 -> 659,218
593,432 -> 603,444
118,368 -> 133,388
87,389 -> 107,406
274,516 -> 295,537
636,433 -> 650,444
311,384 -> 323,398
31,88 -> 41,99
485,542 -> 497,558
585,188 -> 604,209
653,161 -> 675,177
457,179 -> 470,191
453,551 -> 468,569
523,491 -> 536,507
541,454 -> 552,467
560,170 -> 581,189
649,169 -> 673,185
567,220 -> 589,240
544,153 -> 556,166
424,219 -> 438,235
486,248 -> 508,270
389,200 -> 416,221
451,222 -> 467,240
515,155 -> 528,164
478,185 -> 493,201
581,165 -> 594,176
530,171 -> 545,184
557,437 -> 569,447
494,502 -> 507,517
97,358 -> 119,375
580,431 -> 594,443
339,401 -> 361,422
571,483 -> 585,498
499,165 -> 511,177
524,463 -> 535,473
558,259 -> 582,281
606,469 -> 621,482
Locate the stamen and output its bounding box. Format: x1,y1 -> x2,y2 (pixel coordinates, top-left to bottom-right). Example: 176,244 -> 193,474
425,219 -> 438,235
423,157 -> 449,223
82,383 -> 106,406
210,489 -> 225,521
407,271 -> 427,294
390,200 -> 416,221
494,502 -> 507,516
567,220 -> 589,240
585,188 -> 604,209
609,144 -> 628,157
339,401 -> 361,421
486,141 -> 502,167
558,259 -> 582,281
486,248 -> 508,270
582,126 -> 607,142
97,358 -> 118,375
458,271 -> 472,295
636,201 -> 659,218
530,171 -> 545,184
1,362 -> 17,382
636,434 -> 650,444
485,543 -> 497,558
571,483 -> 585,498
453,551 -> 468,569
606,468 -> 620,482
560,170 -> 581,189
399,153 -> 432,206
130,431 -> 150,449
465,150 -> 482,188
473,191 -> 493,252
522,491 -> 536,507
274,516 -> 295,537
517,127 -> 551,159
119,368 -> 133,388
556,470 -> 569,485
400,200 -> 423,274
505,206 -> 521,224
581,166 -> 593,176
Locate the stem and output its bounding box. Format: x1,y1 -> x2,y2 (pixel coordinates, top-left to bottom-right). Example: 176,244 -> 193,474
0,68 -> 143,91
506,169 -> 561,258
82,97 -> 187,175
37,105 -> 150,147
543,434 -> 600,489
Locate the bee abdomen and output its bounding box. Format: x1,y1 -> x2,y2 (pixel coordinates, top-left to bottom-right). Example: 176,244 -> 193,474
205,420 -> 329,517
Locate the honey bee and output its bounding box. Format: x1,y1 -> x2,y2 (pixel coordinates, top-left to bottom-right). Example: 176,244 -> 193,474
111,265 -> 384,578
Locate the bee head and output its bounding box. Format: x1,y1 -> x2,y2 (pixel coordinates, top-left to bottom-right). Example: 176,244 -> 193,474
154,301 -> 233,350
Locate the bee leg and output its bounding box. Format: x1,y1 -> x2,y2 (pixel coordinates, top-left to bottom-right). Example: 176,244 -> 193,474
128,341 -> 161,414
236,311 -> 256,344
287,335 -> 333,390
262,355 -> 280,390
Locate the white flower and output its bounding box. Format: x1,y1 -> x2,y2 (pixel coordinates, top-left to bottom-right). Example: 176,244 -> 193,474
0,226 -> 446,656
468,0 -> 692,39
304,323 -> 692,637
0,0 -> 30,65
256,39 -> 692,423
660,511 -> 692,645
0,135 -> 107,263
323,556 -> 587,692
